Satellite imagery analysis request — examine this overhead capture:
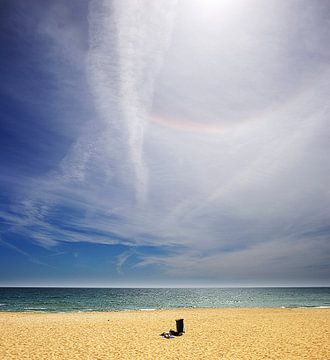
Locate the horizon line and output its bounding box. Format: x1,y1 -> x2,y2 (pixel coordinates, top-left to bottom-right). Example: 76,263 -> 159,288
1,285 -> 329,289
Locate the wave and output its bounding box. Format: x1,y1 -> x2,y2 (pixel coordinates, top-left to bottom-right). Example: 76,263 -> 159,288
281,305 -> 330,309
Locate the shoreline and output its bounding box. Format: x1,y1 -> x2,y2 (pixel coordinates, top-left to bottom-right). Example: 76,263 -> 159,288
1,308 -> 329,359
1,305 -> 330,314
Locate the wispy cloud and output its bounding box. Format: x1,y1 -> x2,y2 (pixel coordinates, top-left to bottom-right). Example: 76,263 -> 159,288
116,249 -> 135,274
86,0 -> 177,203
0,236 -> 51,268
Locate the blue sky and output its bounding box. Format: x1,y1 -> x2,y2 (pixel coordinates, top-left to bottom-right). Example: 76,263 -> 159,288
0,0 -> 329,287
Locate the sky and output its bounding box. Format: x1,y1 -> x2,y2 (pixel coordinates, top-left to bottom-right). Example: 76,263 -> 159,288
0,0 -> 329,287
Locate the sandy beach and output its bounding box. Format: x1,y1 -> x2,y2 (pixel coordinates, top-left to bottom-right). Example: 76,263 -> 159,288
0,308 -> 329,359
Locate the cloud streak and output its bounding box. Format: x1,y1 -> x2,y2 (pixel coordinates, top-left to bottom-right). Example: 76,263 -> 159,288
87,0 -> 177,202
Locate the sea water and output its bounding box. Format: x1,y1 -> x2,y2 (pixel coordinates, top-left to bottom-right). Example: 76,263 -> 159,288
0,287 -> 329,312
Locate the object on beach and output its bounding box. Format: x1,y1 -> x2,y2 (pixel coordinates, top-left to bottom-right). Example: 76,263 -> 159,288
176,318 -> 185,335
160,318 -> 185,338
160,332 -> 175,339
169,318 -> 185,336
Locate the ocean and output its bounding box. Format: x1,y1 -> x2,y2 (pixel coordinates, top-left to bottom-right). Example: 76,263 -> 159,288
0,287 -> 329,312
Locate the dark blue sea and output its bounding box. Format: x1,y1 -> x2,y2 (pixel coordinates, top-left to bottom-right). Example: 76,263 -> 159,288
0,287 -> 329,312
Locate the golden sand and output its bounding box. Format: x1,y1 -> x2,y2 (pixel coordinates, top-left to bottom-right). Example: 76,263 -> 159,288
0,308 -> 329,359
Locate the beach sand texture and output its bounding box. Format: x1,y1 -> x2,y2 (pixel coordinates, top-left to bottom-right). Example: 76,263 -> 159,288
0,308 -> 329,359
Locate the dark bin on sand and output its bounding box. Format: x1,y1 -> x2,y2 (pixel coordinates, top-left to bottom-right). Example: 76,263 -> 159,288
176,319 -> 184,334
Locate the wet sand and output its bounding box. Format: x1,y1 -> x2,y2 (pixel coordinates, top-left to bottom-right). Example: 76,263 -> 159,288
0,308 -> 329,359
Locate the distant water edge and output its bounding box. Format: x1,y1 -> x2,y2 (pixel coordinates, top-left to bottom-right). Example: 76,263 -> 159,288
0,287 -> 329,313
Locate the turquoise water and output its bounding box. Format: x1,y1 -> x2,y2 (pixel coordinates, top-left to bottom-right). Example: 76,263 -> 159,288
0,287 -> 329,312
